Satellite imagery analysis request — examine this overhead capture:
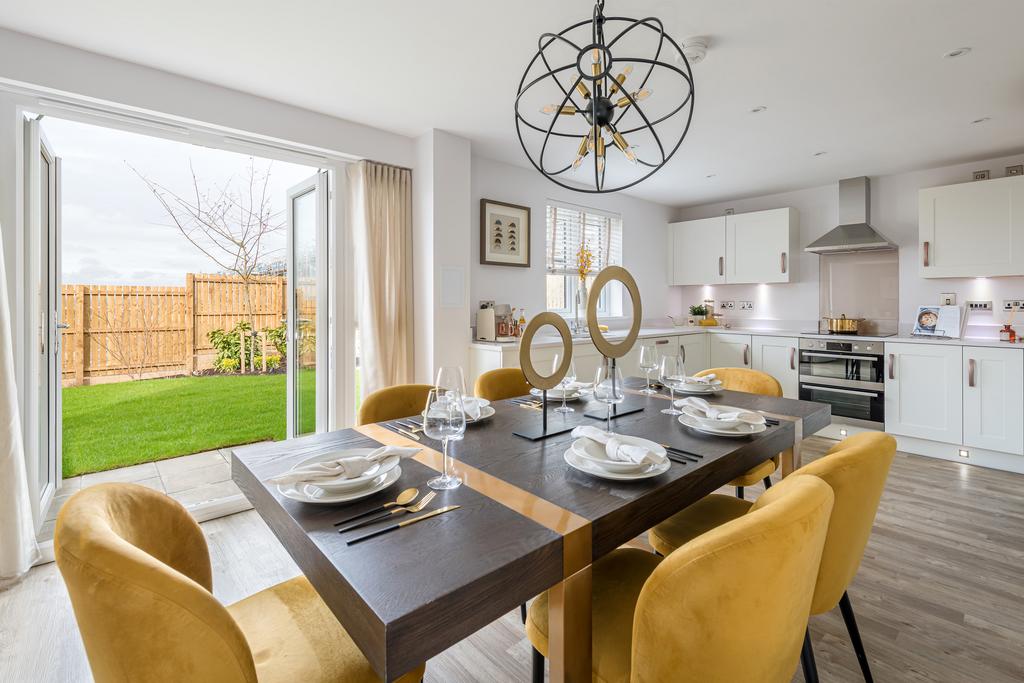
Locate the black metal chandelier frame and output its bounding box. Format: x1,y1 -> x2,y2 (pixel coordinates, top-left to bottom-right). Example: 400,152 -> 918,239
514,0 -> 695,193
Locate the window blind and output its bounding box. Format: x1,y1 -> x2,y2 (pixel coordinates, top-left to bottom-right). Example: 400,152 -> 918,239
545,203 -> 623,276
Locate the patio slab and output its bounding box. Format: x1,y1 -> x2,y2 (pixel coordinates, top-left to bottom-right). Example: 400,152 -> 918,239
155,450 -> 227,480
162,461 -> 232,494
81,461 -> 158,487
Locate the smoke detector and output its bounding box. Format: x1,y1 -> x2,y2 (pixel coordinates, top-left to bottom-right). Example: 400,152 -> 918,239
680,36 -> 709,65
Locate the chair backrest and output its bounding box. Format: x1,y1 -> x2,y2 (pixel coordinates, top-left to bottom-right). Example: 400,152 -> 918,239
630,475 -> 834,683
474,368 -> 532,401
54,483 -> 257,683
696,367 -> 782,397
794,431 -> 896,613
357,383 -> 434,425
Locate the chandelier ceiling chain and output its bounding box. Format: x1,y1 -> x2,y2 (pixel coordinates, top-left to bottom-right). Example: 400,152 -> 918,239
515,0 -> 695,193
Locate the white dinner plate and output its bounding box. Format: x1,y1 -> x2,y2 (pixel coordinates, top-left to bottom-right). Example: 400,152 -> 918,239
678,404 -> 766,431
563,448 -> 670,481
571,437 -> 666,474
531,386 -> 592,401
277,465 -> 402,504
677,413 -> 767,438
421,404 -> 495,423
671,381 -> 723,395
280,449 -> 402,493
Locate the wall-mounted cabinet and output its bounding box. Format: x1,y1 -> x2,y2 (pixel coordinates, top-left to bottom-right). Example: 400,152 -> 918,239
919,175 -> 1024,278
669,208 -> 798,286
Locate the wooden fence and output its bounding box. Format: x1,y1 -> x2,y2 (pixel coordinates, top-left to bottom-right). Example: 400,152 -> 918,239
61,274 -> 288,386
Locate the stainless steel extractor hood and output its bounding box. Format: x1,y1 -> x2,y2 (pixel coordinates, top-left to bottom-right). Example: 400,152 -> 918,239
805,176 -> 896,253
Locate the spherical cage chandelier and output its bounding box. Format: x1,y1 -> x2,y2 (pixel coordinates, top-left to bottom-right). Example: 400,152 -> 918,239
515,0 -> 695,194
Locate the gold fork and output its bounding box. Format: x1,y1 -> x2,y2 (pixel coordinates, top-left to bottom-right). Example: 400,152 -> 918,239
336,491 -> 437,533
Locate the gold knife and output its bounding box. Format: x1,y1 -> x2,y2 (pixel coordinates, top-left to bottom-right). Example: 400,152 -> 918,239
346,505 -> 461,545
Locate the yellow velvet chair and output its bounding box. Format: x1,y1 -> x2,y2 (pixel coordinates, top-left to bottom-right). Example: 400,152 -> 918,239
474,368 -> 532,401
526,474 -> 834,682
696,367 -> 785,498
54,483 -> 425,683
648,431 -> 896,682
357,383 -> 434,426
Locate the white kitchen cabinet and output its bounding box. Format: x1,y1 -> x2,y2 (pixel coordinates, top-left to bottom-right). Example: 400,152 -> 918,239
621,336 -> 673,380
726,208 -> 798,284
668,217 -> 726,286
962,346 -> 1024,455
678,334 -> 709,376
919,175 -> 1024,278
884,343 -> 962,443
709,333 -> 752,369
751,335 -> 799,398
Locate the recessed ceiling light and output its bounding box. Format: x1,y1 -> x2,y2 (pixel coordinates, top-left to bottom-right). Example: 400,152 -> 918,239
750,105 -> 767,114
971,117 -> 991,124
813,151 -> 828,157
943,47 -> 972,59
705,173 -> 717,178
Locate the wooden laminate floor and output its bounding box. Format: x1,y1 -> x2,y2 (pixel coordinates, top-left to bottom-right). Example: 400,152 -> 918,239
2,436 -> 1022,682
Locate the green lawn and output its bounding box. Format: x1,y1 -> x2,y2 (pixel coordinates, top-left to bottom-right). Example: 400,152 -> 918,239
62,371 -> 316,477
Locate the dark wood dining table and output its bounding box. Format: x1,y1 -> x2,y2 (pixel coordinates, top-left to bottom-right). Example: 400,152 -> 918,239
231,377 -> 831,682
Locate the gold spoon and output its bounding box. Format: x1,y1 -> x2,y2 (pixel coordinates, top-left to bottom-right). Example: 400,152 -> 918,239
336,492 -> 437,533
332,487 -> 419,527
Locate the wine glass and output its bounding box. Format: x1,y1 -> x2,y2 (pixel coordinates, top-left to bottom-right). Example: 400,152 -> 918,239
593,360 -> 625,432
423,388 -> 466,490
638,342 -> 658,395
659,354 -> 686,415
435,366 -> 468,437
553,354 -> 577,414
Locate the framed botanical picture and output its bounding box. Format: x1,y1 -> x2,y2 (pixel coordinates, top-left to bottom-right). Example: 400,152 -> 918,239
480,199 -> 531,267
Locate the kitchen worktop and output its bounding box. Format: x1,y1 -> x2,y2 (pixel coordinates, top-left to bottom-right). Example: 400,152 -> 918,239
470,324 -> 1024,350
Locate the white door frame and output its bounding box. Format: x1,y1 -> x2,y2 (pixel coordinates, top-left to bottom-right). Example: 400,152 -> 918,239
286,171 -> 330,438
7,86 -> 358,507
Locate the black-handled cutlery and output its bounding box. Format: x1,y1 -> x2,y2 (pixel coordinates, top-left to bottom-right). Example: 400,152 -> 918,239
332,488 -> 420,527
346,505 -> 461,545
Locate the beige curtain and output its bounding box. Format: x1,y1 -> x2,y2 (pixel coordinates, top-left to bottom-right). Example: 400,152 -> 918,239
348,161 -> 413,397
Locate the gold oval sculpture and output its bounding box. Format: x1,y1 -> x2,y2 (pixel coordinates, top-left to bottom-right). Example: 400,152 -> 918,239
519,312 -> 573,390
587,265 -> 642,359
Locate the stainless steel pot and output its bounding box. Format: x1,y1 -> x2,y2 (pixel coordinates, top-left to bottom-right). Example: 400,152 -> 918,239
822,314 -> 861,334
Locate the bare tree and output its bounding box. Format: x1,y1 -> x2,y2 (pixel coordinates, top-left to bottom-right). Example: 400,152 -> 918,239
92,290 -> 162,381
131,159 -> 285,330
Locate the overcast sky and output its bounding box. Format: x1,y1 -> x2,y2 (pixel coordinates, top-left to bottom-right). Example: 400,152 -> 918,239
41,117 -> 318,286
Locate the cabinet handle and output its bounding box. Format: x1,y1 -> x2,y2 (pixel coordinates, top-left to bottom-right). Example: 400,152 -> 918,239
888,353 -> 895,380
743,344 -> 750,366
718,256 -> 724,277
790,347 -> 796,371
968,358 -> 976,387
923,241 -> 930,267
680,344 -> 686,363
655,339 -> 669,345
781,252 -> 787,274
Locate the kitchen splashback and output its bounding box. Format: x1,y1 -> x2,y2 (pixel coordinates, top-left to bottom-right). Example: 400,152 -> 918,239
818,250 -> 899,335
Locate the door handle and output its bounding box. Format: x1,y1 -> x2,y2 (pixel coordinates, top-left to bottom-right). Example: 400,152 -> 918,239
923,241 -> 930,267
718,256 -> 724,277
888,353 -> 895,380
781,252 -> 787,274
790,347 -> 796,371
968,358 -> 976,387
743,344 -> 750,366
56,322 -> 70,329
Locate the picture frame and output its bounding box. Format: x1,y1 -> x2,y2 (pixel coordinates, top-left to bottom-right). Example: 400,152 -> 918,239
480,198 -> 531,267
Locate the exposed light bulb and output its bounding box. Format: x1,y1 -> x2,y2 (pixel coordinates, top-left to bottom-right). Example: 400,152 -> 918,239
540,104 -> 578,116
592,48 -> 601,63
633,88 -> 653,101
622,65 -> 634,76
622,146 -> 638,164
572,155 -> 586,170
597,156 -> 606,173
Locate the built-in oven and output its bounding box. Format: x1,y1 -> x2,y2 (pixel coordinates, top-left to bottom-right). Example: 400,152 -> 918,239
798,338 -> 885,429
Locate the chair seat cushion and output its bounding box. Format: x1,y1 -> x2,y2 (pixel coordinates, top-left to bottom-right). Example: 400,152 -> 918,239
228,576 -> 423,683
649,494 -> 753,557
526,549 -> 661,683
728,457 -> 780,488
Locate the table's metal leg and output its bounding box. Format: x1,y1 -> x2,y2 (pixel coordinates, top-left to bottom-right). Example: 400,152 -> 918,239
548,565 -> 592,683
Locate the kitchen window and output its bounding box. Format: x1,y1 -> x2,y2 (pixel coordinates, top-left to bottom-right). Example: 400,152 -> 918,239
545,202 -> 623,319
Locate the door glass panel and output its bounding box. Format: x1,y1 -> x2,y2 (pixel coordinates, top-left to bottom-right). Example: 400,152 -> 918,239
292,188 -> 317,436
38,150 -> 51,490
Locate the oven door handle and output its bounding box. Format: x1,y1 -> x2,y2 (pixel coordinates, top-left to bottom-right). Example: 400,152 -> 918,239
801,352 -> 880,362
802,384 -> 879,398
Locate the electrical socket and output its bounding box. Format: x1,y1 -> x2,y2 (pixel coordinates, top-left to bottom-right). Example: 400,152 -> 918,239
739,301 -> 754,310
966,300 -> 992,312
721,300 -> 735,310
940,293 -> 956,306
1001,300 -> 1024,312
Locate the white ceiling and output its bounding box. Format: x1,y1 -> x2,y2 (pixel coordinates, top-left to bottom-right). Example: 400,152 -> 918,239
3,0 -> 1022,207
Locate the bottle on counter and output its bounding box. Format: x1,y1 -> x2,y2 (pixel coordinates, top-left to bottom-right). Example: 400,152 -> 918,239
1000,323 -> 1016,343
518,309 -> 527,336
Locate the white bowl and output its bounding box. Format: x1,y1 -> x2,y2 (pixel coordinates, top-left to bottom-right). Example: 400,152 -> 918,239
571,436 -> 666,474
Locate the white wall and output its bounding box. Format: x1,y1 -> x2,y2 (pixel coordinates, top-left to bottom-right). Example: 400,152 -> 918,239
470,156 -> 677,326
672,152 -> 1024,330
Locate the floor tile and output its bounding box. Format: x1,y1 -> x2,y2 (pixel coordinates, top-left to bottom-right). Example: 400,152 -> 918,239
154,450 -> 226,480
81,461 -> 158,486
161,462 -> 231,494
169,479 -> 242,508
59,476 -> 83,493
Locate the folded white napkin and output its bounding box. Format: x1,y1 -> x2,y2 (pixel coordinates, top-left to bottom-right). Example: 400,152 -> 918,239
675,397 -> 763,424
571,426 -> 667,466
267,446 -> 419,486
461,396 -> 483,420
683,373 -> 717,385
